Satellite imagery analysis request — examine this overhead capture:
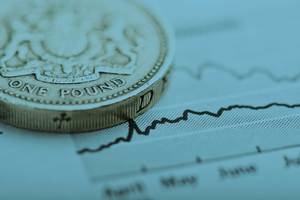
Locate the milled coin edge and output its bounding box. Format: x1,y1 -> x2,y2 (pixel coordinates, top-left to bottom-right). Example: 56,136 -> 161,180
0,0 -> 175,111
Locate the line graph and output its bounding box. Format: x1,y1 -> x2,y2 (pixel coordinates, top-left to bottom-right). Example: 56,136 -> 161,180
176,62 -> 300,83
77,102 -> 300,155
175,19 -> 240,38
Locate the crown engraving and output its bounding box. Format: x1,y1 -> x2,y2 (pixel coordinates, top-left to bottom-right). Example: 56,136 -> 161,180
0,2 -> 143,83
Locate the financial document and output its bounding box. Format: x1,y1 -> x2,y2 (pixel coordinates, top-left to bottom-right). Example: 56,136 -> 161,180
1,0 -> 300,199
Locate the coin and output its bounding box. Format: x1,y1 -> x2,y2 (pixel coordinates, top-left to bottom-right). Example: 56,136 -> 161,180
0,0 -> 174,133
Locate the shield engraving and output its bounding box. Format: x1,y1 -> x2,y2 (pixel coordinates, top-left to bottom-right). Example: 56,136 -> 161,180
0,2 -> 143,83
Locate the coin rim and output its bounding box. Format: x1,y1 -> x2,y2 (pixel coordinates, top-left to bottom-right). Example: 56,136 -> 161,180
0,72 -> 170,133
0,0 -> 175,111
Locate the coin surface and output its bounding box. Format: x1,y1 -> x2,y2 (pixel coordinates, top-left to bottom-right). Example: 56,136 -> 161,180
0,0 -> 174,133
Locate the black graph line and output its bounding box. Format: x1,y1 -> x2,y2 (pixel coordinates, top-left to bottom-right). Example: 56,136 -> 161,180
91,143 -> 300,182
176,19 -> 240,38
77,102 -> 300,155
176,62 -> 300,83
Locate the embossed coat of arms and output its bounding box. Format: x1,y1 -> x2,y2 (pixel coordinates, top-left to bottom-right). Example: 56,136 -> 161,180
0,1 -> 143,83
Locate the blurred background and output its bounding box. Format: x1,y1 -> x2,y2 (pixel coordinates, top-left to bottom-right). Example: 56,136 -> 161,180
1,0 -> 300,199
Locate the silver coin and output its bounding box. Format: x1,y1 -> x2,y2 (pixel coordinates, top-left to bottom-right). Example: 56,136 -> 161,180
0,0 -> 174,133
